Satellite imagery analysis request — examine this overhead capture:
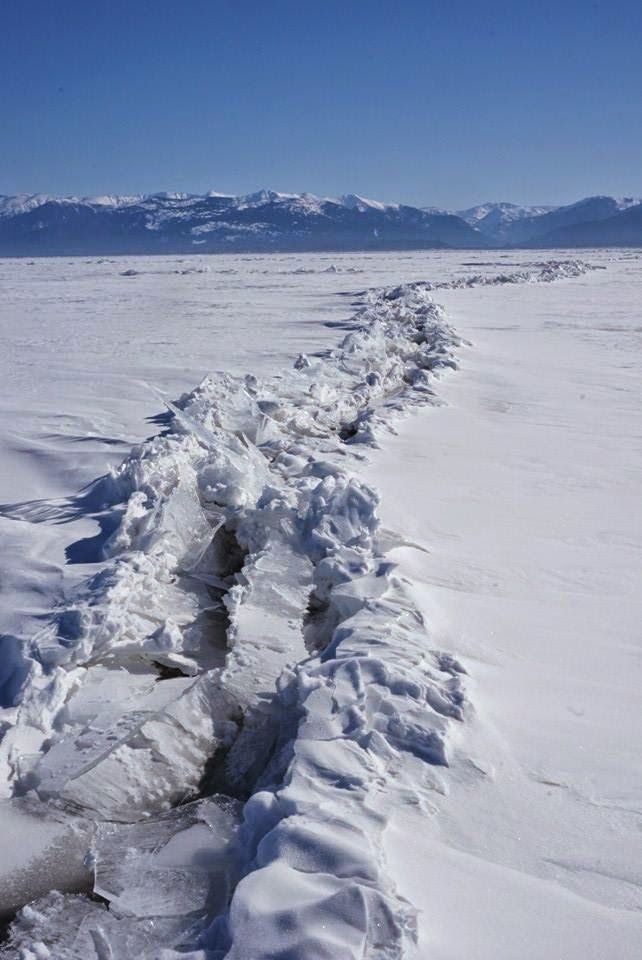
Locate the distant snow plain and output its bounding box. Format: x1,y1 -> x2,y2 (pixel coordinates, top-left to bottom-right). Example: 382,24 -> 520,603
0,249 -> 640,959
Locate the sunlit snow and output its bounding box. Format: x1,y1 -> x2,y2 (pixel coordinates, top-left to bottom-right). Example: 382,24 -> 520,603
0,249 -> 639,959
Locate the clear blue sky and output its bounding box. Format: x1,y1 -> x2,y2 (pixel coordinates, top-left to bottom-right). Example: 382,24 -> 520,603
1,0 -> 641,208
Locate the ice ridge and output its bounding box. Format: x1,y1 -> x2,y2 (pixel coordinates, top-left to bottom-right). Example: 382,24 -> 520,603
0,258 -> 597,959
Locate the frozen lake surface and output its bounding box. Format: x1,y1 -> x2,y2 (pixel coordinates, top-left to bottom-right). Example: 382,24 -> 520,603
0,249 -> 568,635
367,255 -> 642,958
0,249 -> 590,498
0,249 -> 640,958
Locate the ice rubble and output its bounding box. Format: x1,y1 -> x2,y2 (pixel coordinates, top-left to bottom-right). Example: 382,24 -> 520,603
0,260 -> 596,959
0,798 -> 92,921
381,256 -> 600,294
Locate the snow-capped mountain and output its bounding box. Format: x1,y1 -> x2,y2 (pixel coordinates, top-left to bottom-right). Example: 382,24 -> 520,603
465,196 -> 642,245
0,190 -> 479,256
456,202 -> 556,242
508,195 -> 642,246
535,201 -> 642,247
438,196 -> 642,246
0,191 -> 640,254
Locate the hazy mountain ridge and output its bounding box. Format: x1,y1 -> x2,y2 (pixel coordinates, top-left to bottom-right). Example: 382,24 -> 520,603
452,196 -> 642,244
492,196 -> 640,244
523,197 -> 642,246
0,190 -> 479,255
0,190 -> 640,254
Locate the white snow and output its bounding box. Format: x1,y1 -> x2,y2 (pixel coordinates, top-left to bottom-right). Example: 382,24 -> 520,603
338,194 -> 398,212
0,190 -> 399,222
457,200 -> 555,223
0,195 -> 57,218
366,256 -> 642,958
0,248 -> 639,959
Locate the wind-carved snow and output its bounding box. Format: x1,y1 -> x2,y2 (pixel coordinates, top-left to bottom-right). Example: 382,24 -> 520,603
0,259 -> 597,959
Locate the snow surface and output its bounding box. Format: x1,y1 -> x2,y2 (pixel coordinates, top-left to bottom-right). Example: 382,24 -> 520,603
0,249 -> 639,958
366,257 -> 642,958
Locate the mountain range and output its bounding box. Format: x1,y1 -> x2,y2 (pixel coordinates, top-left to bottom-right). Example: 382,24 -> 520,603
456,196 -> 642,245
0,190 -> 640,255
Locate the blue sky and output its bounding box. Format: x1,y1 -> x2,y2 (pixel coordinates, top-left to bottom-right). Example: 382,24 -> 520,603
1,0 -> 641,207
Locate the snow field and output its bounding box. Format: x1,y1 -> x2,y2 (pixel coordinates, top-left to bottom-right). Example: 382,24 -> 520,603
0,252 -> 628,958
367,257 -> 642,958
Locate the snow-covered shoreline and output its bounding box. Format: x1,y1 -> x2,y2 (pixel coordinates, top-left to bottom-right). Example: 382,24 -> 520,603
0,256 -> 621,958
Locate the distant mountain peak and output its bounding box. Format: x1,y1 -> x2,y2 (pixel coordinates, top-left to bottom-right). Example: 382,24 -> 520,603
457,201 -> 555,230
338,193 -> 396,212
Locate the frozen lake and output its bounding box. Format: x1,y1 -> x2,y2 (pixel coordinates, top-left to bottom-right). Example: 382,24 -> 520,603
0,249 -> 596,500
0,248 -> 640,958
0,248 -> 575,637
367,254 -> 642,958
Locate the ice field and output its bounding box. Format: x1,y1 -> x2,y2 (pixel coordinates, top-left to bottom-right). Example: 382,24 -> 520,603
0,249 -> 639,958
